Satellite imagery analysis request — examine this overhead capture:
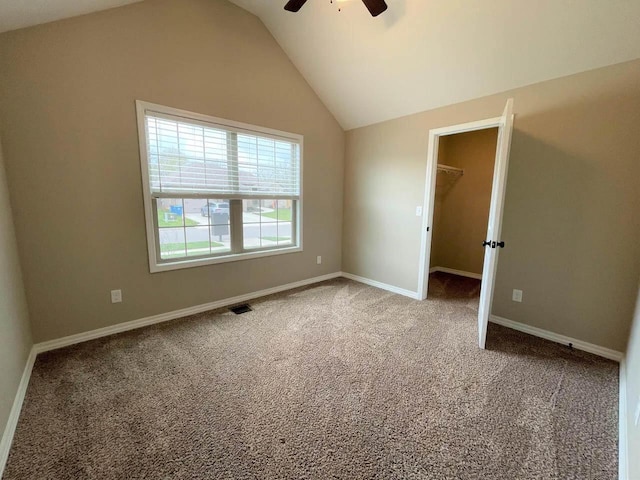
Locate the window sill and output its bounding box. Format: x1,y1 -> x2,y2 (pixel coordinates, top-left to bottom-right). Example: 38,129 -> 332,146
149,246 -> 303,273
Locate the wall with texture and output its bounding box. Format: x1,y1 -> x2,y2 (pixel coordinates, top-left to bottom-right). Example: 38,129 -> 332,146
0,0 -> 344,342
0,137 -> 32,455
343,59 -> 640,351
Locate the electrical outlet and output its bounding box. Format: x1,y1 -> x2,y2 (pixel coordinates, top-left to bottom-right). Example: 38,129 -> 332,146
512,289 -> 523,302
111,289 -> 122,304
634,396 -> 640,426
316,256 -> 322,265
415,206 -> 423,217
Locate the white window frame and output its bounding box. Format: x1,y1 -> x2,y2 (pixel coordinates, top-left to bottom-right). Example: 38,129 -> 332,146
135,100 -> 303,273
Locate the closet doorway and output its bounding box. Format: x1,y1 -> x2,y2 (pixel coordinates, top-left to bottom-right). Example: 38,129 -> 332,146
418,99 -> 514,349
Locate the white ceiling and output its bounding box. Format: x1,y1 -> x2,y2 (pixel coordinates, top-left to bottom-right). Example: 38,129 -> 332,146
0,0 -> 142,34
229,0 -> 640,129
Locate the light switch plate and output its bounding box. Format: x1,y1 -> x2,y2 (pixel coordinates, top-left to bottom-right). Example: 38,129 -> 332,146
512,289 -> 523,302
415,206 -> 423,216
111,289 -> 122,303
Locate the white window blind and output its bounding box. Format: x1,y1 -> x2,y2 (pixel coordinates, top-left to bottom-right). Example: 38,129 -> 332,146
145,112 -> 301,198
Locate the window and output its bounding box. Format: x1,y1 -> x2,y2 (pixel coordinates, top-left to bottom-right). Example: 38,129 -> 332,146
136,101 -> 302,272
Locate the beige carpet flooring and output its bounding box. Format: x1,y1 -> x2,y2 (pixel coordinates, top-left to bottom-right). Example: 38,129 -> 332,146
4,273 -> 618,479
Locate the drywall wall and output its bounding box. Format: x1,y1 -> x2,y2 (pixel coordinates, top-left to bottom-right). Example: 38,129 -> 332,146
0,0 -> 344,342
0,137 -> 32,451
626,283 -> 640,478
431,128 -> 497,275
343,59 -> 640,351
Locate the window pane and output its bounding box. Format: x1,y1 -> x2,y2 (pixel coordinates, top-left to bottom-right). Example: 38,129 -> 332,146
276,200 -> 292,223
185,198 -> 208,221
260,199 -> 293,245
206,198 -> 231,253
243,223 -> 261,249
159,228 -> 186,259
202,199 -> 230,221
242,199 -> 262,249
277,199 -> 293,245
241,199 -> 295,249
258,199 -> 276,247
157,198 -> 233,261
239,198 -> 256,221
185,226 -> 212,257
157,198 -> 185,227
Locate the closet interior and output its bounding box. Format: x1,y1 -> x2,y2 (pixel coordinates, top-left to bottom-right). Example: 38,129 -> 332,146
429,127 -> 499,285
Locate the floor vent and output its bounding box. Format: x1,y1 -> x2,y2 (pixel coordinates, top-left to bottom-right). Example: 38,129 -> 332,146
229,304 -> 253,315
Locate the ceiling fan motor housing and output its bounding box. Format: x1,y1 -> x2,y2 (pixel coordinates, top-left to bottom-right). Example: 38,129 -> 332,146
284,0 -> 388,17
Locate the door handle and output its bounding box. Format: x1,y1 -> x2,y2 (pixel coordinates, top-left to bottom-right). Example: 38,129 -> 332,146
483,240 -> 505,248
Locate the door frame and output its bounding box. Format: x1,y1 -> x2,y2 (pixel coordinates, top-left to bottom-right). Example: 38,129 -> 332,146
417,116 -> 502,300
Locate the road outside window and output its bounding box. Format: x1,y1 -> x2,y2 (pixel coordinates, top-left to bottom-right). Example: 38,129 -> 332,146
136,100 -> 302,272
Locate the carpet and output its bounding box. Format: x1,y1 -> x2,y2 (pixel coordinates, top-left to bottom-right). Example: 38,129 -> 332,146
3,273 -> 618,479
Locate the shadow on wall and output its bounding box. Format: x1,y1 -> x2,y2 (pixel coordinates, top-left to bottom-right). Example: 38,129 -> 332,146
382,0 -> 406,28
501,129 -> 592,282
493,91 -> 640,349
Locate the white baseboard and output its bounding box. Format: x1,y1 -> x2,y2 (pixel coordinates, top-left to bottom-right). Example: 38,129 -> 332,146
619,358 -> 628,480
0,347 -> 37,479
34,270 -> 421,355
34,272 -> 342,354
490,315 -> 623,362
340,272 -> 420,299
429,266 -> 482,280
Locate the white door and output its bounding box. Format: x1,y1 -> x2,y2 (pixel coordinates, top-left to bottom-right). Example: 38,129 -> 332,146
477,98 -> 514,349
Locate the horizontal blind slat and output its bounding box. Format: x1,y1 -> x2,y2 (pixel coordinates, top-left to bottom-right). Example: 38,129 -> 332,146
146,113 -> 300,197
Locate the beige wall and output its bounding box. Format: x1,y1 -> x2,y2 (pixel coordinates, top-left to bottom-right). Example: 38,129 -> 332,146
0,137 -> 32,449
431,128 -> 497,275
626,283 -> 640,478
343,59 -> 640,351
0,0 -> 344,342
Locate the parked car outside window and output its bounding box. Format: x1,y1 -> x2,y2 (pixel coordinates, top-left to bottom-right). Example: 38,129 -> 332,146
201,202 -> 230,217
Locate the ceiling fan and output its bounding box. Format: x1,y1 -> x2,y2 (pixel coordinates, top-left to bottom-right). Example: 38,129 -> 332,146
284,0 -> 388,17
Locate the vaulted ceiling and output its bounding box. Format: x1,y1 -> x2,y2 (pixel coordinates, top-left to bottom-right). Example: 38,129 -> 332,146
1,0 -> 640,129
229,0 -> 640,129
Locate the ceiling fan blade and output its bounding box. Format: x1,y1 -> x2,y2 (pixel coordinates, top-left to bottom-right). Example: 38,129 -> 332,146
361,0 -> 388,17
284,0 -> 308,12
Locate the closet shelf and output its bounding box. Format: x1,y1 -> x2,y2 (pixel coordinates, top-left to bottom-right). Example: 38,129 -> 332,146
437,164 -> 464,176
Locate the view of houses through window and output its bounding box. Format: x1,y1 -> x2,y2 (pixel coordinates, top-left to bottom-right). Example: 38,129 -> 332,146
138,102 -> 302,270
156,198 -> 294,259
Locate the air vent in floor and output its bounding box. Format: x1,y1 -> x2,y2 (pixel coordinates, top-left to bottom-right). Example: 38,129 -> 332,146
229,304 -> 253,315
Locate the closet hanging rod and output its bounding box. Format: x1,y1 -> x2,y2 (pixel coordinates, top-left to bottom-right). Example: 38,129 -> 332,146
437,164 -> 464,175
